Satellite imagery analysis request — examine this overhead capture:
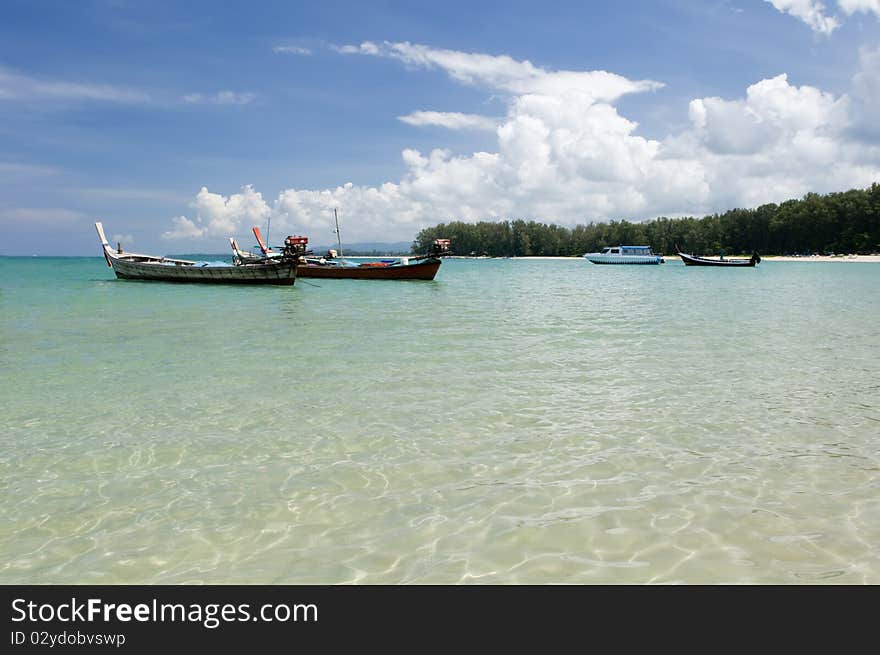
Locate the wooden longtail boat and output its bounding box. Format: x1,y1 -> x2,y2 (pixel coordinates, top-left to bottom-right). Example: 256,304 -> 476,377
240,223 -> 448,281
297,256 -> 442,280
96,222 -> 300,285
676,244 -> 761,267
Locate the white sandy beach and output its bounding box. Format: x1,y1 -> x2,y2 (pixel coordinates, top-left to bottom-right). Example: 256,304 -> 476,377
449,254 -> 880,262
760,254 -> 880,262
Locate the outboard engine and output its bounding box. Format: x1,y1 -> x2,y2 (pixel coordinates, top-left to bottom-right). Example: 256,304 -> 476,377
431,238 -> 452,257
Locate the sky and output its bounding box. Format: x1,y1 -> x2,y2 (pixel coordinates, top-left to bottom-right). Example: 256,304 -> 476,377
1,0 -> 879,255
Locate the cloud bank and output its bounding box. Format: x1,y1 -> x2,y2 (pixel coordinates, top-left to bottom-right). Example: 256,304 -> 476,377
164,42 -> 880,244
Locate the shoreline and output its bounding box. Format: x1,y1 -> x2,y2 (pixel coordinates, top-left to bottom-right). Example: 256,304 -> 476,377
4,254 -> 878,263
444,254 -> 880,263
758,254 -> 880,262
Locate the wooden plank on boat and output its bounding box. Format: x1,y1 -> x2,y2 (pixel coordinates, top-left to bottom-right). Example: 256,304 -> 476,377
96,222 -> 299,285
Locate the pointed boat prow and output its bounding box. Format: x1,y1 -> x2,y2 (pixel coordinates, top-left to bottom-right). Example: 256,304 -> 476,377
95,222 -> 113,267
229,237 -> 257,265
94,222 -> 298,285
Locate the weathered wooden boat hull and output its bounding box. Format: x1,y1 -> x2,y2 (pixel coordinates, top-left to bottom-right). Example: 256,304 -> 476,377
96,222 -> 297,285
110,257 -> 298,284
297,259 -> 441,280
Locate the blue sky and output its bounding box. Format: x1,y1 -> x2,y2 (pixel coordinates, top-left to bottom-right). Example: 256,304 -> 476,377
1,0 -> 879,255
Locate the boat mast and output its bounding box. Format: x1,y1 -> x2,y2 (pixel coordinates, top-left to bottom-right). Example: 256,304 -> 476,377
334,208 -> 343,258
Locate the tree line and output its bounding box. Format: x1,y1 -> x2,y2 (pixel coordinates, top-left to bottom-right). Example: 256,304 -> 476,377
411,183 -> 880,257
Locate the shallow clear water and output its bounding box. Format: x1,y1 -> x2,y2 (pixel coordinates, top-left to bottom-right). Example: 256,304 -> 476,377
1,256 -> 878,584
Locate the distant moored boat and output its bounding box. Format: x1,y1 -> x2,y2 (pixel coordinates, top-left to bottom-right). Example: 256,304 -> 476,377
583,245 -> 664,265
676,244 -> 761,267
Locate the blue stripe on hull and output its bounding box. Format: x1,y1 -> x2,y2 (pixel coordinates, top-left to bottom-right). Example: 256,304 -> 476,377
584,257 -> 662,265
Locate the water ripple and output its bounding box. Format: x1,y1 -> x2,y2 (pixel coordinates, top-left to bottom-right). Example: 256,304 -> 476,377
1,257 -> 879,583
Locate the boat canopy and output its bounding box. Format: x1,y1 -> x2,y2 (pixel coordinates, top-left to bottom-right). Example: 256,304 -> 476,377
601,245 -> 654,255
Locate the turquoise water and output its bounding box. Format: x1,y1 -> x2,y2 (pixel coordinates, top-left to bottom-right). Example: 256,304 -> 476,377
1,256 -> 879,584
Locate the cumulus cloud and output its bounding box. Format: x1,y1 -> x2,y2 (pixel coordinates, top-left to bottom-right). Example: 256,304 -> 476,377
162,185 -> 270,239
683,73 -> 875,209
398,110 -> 497,130
688,74 -> 848,155
162,216 -> 205,240
164,43 -> 880,244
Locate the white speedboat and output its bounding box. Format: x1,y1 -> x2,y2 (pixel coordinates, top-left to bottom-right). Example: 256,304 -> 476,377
583,245 -> 664,265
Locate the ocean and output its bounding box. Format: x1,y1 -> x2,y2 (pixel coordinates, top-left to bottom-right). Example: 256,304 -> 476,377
1,256 -> 878,584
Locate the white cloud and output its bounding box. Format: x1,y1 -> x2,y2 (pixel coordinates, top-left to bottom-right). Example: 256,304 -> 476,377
688,74 -> 848,155
333,42 -> 380,55
398,111 -> 497,130
765,0 -> 841,33
162,185 -> 270,239
683,73 -> 874,209
838,0 -> 880,16
273,45 -> 312,55
0,65 -> 150,103
162,216 -> 205,240
183,91 -> 256,105
165,43 -> 880,244
338,41 -> 663,102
